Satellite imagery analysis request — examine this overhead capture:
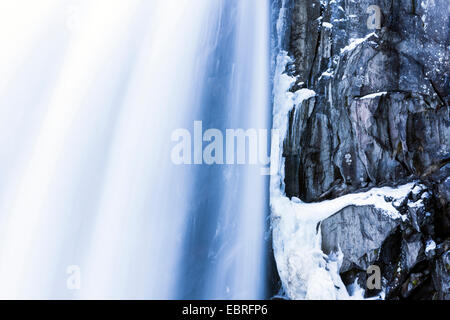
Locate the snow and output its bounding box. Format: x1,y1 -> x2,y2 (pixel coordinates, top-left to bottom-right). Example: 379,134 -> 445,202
273,183 -> 416,221
407,185 -> 426,208
347,279 -> 366,300
426,239 -> 436,253
341,33 -> 377,54
358,91 -> 387,100
412,184 -> 424,195
408,199 -> 424,208
318,70 -> 334,81
322,22 -> 333,29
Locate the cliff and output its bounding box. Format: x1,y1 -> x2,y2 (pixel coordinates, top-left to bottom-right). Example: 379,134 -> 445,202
274,0 -> 449,299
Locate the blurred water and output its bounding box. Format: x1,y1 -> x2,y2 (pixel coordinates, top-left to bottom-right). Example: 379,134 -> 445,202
0,0 -> 270,299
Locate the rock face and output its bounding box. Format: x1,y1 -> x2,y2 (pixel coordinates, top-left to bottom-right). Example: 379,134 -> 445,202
284,0 -> 449,203
281,0 -> 449,299
320,185 -> 449,299
321,205 -> 400,273
432,248 -> 450,299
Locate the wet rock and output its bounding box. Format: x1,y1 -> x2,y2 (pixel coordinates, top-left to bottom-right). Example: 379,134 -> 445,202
432,249 -> 450,300
282,0 -> 449,299
321,205 -> 399,273
401,235 -> 424,271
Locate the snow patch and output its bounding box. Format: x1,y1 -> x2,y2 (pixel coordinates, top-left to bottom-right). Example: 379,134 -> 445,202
426,239 -> 436,253
358,91 -> 387,100
319,70 -> 334,81
341,33 -> 377,54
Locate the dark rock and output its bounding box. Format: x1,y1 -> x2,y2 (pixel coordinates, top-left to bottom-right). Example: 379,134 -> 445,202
401,272 -> 434,299
283,0 -> 449,203
321,205 -> 399,273
435,240 -> 450,257
283,0 -> 449,300
288,0 -> 321,90
431,249 -> 450,299
401,235 -> 424,272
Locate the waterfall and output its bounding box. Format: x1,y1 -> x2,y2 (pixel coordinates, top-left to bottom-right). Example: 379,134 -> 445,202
0,0 -> 271,299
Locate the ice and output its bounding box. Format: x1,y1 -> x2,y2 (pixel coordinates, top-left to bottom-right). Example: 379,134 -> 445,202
271,179 -> 418,299
358,92 -> 387,100
341,33 -> 377,54
426,239 -> 437,253
271,50 -> 316,198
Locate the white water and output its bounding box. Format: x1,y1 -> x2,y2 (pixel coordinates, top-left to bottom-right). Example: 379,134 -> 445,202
0,0 -> 270,299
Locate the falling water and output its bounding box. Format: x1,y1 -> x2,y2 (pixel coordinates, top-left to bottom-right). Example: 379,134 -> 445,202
0,0 -> 271,299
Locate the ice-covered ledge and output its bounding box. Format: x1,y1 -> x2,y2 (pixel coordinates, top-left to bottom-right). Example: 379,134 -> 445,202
271,181 -> 421,300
